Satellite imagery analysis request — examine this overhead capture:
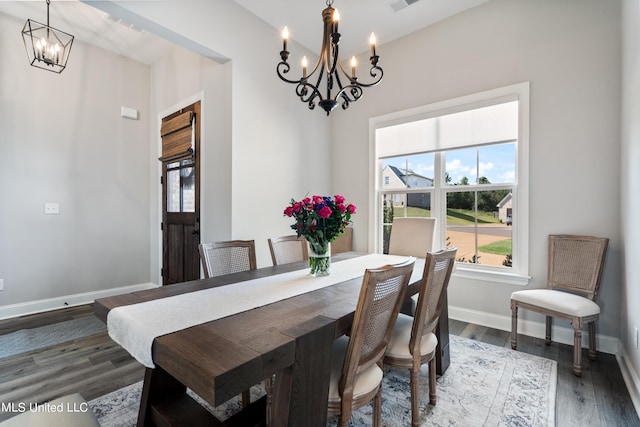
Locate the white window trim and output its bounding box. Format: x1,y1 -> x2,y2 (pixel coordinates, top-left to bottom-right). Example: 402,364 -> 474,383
369,82 -> 530,285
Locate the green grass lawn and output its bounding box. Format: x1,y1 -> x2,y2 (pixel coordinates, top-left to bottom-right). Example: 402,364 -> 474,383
478,239 -> 512,255
391,207 -> 501,225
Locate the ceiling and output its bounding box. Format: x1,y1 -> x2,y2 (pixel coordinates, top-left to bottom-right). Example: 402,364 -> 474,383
0,0 -> 490,64
0,0 -> 175,65
233,0 -> 490,56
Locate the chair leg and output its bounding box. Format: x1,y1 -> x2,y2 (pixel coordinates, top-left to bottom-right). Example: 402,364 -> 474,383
545,316 -> 552,345
572,318 -> 583,377
373,387 -> 382,427
242,390 -> 251,408
428,358 -> 436,406
588,322 -> 597,361
510,300 -> 518,350
408,367 -> 420,427
339,399 -> 351,427
265,375 -> 274,427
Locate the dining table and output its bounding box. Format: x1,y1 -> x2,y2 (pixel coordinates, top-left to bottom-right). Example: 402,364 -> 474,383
94,252 -> 450,427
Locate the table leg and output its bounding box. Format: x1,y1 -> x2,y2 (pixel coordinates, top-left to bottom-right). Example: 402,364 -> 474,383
138,367 -> 185,427
272,316 -> 336,427
138,366 -> 226,427
435,293 -> 450,375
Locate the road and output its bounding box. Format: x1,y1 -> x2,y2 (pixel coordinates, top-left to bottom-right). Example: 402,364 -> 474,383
447,225 -> 512,237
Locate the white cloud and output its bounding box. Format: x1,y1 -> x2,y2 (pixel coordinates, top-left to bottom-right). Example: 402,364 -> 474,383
478,161 -> 495,176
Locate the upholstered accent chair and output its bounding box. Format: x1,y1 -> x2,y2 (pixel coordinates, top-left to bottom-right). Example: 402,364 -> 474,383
388,217 -> 436,257
0,394 -> 99,427
510,234 -> 609,376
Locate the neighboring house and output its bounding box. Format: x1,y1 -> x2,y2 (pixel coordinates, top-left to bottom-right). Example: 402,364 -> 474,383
382,165 -> 433,209
497,192 -> 513,224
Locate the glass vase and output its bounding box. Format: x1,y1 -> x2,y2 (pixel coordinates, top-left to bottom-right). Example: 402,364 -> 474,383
308,241 -> 331,277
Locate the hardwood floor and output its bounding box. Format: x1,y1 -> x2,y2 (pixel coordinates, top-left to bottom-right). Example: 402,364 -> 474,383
0,305 -> 144,422
0,305 -> 638,425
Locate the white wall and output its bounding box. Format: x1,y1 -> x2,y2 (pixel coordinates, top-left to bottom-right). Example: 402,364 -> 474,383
100,0 -> 331,268
331,0 -> 623,340
622,0 -> 640,407
0,11 -> 152,309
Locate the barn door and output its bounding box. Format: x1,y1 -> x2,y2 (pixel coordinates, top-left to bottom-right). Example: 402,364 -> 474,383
159,101 -> 201,285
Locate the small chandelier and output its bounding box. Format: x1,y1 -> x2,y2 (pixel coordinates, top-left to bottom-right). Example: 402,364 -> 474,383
21,0 -> 74,73
277,0 -> 383,116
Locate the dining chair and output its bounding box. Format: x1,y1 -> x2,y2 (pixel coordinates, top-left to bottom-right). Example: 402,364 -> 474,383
198,239 -> 257,407
327,257 -> 415,427
332,227 -> 353,254
267,235 -> 308,266
383,247 -> 457,427
388,217 -> 436,257
388,217 -> 437,317
510,234 -> 609,376
198,240 -> 257,278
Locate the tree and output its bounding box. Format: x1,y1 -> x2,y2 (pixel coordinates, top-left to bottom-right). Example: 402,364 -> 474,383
476,177 -> 509,212
448,176 -> 473,210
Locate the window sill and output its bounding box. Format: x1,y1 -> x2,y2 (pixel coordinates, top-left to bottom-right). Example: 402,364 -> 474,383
452,266 -> 531,286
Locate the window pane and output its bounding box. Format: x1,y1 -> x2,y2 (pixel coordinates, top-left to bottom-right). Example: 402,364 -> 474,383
167,163 -> 196,213
478,143 -> 515,184
446,191 -> 512,267
167,169 -> 181,213
381,153 -> 434,189
446,144 -> 515,186
445,147 -> 477,185
181,167 -> 195,213
381,192 -> 432,254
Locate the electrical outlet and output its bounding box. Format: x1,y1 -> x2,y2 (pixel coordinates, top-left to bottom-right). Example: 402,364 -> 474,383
0,279 -> 3,291
44,203 -> 59,214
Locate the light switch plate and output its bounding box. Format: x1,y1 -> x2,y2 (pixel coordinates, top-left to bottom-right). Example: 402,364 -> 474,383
44,203 -> 59,214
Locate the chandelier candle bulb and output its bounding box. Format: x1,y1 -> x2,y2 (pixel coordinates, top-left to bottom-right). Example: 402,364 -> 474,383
370,33 -> 377,57
333,9 -> 339,34
282,26 -> 288,51
302,56 -> 308,78
351,56 -> 356,78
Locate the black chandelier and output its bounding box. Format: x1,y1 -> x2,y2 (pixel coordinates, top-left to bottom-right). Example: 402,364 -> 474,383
277,0 -> 383,116
21,0 -> 74,73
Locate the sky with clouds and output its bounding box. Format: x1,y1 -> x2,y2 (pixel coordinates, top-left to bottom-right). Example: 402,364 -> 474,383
383,142 -> 515,185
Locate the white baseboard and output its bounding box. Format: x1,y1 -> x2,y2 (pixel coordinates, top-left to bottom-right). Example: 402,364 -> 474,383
448,305 -> 619,355
0,282 -> 159,320
618,349 -> 640,418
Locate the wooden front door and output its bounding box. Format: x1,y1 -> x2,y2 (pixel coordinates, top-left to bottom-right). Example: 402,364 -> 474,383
160,101 -> 201,285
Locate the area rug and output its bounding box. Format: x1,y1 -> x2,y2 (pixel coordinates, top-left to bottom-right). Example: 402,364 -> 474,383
0,316 -> 107,359
89,335 -> 556,426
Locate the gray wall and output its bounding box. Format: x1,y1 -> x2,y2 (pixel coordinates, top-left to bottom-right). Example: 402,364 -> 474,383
0,11 -> 151,308
331,0 -> 623,342
622,0 -> 640,401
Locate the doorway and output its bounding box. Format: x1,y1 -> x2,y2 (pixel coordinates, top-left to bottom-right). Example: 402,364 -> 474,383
160,101 -> 201,285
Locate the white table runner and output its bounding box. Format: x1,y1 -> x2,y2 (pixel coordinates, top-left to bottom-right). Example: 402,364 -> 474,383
108,254 -> 423,368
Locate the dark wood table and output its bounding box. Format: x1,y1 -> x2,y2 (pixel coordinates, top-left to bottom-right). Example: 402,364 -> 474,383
95,253 -> 449,427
